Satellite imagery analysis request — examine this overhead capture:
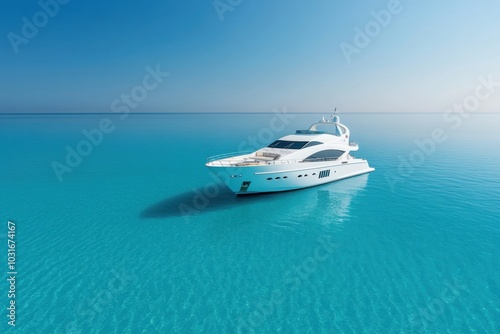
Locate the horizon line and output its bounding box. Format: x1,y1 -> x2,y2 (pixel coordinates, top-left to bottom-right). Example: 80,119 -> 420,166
1,111 -> 499,115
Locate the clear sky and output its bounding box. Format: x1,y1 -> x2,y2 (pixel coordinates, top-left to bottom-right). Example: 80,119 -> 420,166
1,0 -> 500,113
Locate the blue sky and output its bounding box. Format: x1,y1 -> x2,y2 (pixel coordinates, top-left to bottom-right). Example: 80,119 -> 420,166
1,0 -> 499,113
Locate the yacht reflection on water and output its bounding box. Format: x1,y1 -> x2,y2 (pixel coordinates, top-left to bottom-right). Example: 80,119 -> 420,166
140,174 -> 369,220
301,173 -> 369,224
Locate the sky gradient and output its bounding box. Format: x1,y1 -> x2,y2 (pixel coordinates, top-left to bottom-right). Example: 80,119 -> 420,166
1,0 -> 500,113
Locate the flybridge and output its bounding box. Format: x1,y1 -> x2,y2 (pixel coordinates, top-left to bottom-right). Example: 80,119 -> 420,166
296,130 -> 326,134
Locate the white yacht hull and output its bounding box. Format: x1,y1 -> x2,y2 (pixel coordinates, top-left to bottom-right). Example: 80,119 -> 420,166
206,159 -> 374,194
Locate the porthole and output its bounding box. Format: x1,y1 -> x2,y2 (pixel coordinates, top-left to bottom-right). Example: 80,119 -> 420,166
298,175 -> 302,177
304,174 -> 308,177
267,178 -> 272,180
312,173 -> 316,175
283,176 -> 288,179
275,177 -> 281,180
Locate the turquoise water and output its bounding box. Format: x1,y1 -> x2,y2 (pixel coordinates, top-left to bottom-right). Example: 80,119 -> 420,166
1,113 -> 499,333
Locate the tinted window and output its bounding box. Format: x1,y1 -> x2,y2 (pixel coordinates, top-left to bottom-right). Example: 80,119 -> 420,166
267,140 -> 309,149
304,150 -> 345,161
302,141 -> 323,149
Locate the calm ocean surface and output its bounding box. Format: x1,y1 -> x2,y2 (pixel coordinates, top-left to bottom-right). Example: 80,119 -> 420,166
0,113 -> 499,333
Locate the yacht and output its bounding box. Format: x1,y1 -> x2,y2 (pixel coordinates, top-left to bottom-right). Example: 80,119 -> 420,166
206,114 -> 374,194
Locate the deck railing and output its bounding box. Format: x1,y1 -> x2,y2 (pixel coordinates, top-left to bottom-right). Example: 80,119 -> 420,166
206,156 -> 343,166
206,151 -> 254,163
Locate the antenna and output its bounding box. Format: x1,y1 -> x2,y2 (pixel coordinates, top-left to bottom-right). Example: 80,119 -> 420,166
332,107 -> 340,123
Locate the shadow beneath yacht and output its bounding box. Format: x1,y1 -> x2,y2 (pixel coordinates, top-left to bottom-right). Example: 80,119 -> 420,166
140,174 -> 370,219
139,186 -> 274,219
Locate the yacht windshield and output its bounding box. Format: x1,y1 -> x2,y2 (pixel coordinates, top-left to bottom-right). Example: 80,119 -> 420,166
267,140 -> 309,149
302,141 -> 323,148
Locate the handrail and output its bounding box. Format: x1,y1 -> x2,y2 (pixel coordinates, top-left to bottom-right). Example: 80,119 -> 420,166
206,156 -> 343,166
206,150 -> 254,162
301,157 -> 340,163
